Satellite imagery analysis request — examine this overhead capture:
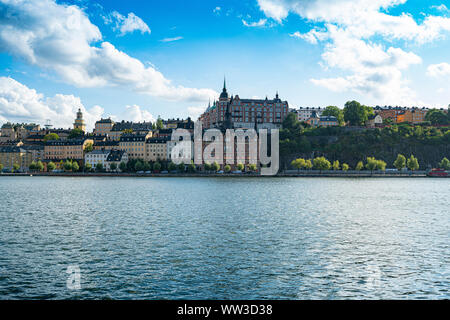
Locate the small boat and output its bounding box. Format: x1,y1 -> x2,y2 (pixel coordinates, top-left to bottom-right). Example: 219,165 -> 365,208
427,168 -> 448,177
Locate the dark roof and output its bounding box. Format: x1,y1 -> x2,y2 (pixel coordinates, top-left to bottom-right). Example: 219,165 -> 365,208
21,145 -> 44,151
96,118 -> 114,124
146,137 -> 168,144
157,129 -> 173,134
94,140 -> 119,146
45,139 -> 90,146
0,146 -> 27,153
320,116 -> 338,121
112,121 -> 153,132
119,134 -> 147,142
106,150 -> 126,162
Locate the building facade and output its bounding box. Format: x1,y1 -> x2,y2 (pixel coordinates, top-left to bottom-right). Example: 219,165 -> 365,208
0,146 -> 32,171
199,80 -> 289,130
145,137 -> 168,162
119,134 -> 150,159
44,138 -> 94,162
94,118 -> 114,136
295,107 -> 324,122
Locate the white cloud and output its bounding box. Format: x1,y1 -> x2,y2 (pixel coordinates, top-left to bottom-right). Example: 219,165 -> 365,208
431,4 -> 449,12
257,0 -> 450,105
159,36 -> 183,42
427,63 -> 450,77
213,7 -> 221,14
107,11 -> 151,36
113,105 -> 156,123
0,77 -> 103,130
0,0 -> 217,102
242,18 -> 267,27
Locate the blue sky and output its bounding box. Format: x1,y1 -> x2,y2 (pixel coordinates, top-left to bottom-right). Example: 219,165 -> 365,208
1,0 -> 450,129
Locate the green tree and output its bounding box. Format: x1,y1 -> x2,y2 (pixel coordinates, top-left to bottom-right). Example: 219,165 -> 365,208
47,162 -> 56,172
36,161 -> 44,172
376,160 -> 386,171
72,161 -> 79,172
291,158 -> 305,173
332,160 -> 340,170
188,161 -> 196,173
95,162 -> 104,172
0,163 -> 3,172
142,161 -> 151,172
134,161 -> 143,172
438,157 -> 450,170
212,161 -> 220,172
305,159 -> 313,170
393,154 -> 406,171
355,161 -> 364,171
156,117 -> 164,130
224,164 -> 231,173
313,156 -> 331,172
407,155 -> 419,171
43,133 -> 59,142
85,143 -> 93,153
177,162 -> 185,172
85,162 -> 92,172
68,128 -> 84,139
322,106 -> 344,125
425,109 -> 449,125
342,163 -> 349,171
248,164 -> 257,172
63,160 -> 73,172
29,161 -> 37,171
366,157 -> 378,172
119,161 -> 127,172
237,163 -> 244,171
13,163 -> 20,172
168,162 -> 177,171
110,163 -> 117,172
344,100 -> 369,126
153,162 -> 162,172
204,163 -> 211,172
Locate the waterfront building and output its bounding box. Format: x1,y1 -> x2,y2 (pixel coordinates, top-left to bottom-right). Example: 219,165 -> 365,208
73,108 -> 86,132
0,146 -> 32,171
199,80 -> 289,130
93,139 -> 120,151
85,149 -> 110,170
119,134 -> 150,159
94,118 -> 114,136
145,137 -> 168,162
295,107 -> 324,122
44,138 -> 94,162
21,144 -> 45,162
105,150 -> 128,171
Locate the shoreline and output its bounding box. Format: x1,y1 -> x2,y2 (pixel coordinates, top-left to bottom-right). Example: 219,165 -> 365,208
0,172 -> 443,178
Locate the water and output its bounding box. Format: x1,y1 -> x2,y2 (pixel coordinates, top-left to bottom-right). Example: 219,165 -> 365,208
0,176 -> 448,299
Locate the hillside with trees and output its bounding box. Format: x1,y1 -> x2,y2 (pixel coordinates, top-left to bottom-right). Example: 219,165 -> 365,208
280,107 -> 450,171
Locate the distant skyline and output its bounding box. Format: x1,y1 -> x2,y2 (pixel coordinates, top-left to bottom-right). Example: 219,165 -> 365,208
1,0 -> 450,130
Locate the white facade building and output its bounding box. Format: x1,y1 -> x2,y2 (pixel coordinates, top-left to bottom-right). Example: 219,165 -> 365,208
295,107 -> 324,122
85,150 -> 109,170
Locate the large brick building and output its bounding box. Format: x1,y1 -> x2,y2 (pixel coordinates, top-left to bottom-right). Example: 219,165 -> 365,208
199,80 -> 289,130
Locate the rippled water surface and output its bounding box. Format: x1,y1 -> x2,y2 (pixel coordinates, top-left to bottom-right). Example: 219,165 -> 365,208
0,176 -> 448,299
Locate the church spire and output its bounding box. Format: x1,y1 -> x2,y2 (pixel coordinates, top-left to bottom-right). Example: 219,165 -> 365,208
223,76 -> 226,90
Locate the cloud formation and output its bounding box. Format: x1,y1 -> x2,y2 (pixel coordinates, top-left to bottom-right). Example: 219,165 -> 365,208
159,36 -> 183,42
257,0 -> 450,105
105,11 -> 151,36
427,63 -> 450,77
0,77 -> 103,130
242,18 -> 267,27
0,0 -> 217,102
